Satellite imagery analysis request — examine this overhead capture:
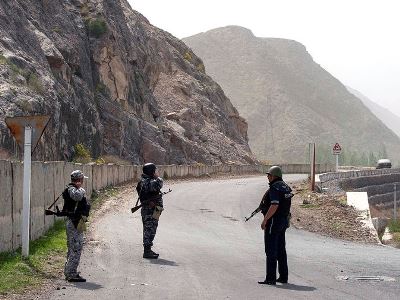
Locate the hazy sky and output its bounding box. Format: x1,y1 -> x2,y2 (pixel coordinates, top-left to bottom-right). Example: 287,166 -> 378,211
128,0 -> 400,116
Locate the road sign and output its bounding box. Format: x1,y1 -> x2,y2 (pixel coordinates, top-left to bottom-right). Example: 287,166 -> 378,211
332,143 -> 342,155
5,115 -> 50,257
5,115 -> 50,154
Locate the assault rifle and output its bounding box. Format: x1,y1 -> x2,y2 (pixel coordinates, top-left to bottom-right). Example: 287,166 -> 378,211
45,206 -> 69,217
245,205 -> 292,227
131,189 -> 172,213
244,206 -> 262,222
44,191 -> 67,217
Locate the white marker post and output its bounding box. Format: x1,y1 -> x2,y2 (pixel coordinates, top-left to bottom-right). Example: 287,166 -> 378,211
22,126 -> 32,257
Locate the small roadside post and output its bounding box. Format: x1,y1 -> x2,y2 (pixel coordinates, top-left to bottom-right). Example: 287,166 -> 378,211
394,184 -> 397,221
5,115 -> 50,257
310,143 -> 316,191
332,143 -> 342,172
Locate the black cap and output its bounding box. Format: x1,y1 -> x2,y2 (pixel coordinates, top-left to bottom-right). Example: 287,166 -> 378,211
70,170 -> 88,181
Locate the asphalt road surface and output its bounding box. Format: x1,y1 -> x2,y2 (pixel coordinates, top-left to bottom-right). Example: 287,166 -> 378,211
46,175 -> 400,300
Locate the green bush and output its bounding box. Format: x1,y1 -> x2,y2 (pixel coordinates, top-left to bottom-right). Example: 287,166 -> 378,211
0,54 -> 23,75
73,143 -> 92,163
18,99 -> 32,112
0,54 -> 7,64
26,73 -> 44,95
95,157 -> 106,164
196,63 -> 205,73
183,52 -> 192,62
95,82 -> 107,95
95,155 -> 131,165
80,3 -> 90,16
88,18 -> 107,38
388,220 -> 400,233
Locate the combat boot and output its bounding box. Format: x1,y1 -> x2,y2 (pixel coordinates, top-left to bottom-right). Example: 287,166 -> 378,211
143,246 -> 159,259
276,277 -> 288,284
67,273 -> 86,282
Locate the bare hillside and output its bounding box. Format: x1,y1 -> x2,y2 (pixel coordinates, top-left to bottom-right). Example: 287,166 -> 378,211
184,26 -> 400,163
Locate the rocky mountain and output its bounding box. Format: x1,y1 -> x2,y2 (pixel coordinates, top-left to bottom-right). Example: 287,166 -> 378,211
0,1 -> 254,165
184,26 -> 400,163
347,87 -> 400,138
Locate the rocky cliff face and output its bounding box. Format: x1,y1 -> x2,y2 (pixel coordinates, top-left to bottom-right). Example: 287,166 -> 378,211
184,26 -> 400,163
0,1 -> 254,164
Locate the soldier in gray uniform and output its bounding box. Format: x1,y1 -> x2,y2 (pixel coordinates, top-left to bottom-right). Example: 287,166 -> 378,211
63,170 -> 91,282
136,163 -> 164,259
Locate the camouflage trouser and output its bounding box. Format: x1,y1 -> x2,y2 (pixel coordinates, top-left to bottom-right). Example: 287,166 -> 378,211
64,219 -> 84,278
141,207 -> 159,247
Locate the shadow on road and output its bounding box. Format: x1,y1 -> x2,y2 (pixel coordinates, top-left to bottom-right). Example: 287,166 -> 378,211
275,283 -> 316,291
149,258 -> 179,266
72,281 -> 103,290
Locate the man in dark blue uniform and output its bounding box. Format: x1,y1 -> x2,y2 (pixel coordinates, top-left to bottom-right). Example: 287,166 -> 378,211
258,166 -> 293,285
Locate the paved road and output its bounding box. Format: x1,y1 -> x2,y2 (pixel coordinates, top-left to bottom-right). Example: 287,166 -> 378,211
47,175 -> 400,300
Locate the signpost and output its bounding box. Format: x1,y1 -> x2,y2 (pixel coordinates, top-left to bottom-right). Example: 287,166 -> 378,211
5,115 -> 50,257
394,184 -> 397,221
332,143 -> 342,172
310,143 -> 316,191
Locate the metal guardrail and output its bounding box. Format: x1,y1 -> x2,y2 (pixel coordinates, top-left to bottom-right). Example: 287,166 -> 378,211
319,168 -> 400,184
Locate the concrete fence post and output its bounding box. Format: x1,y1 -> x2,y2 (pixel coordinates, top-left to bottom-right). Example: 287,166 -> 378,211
82,164 -> 93,198
43,162 -> 55,232
30,162 -> 45,241
0,160 -> 13,252
12,161 -> 23,251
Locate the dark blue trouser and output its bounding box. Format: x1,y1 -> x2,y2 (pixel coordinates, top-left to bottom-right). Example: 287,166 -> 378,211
141,207 -> 158,247
264,217 -> 288,282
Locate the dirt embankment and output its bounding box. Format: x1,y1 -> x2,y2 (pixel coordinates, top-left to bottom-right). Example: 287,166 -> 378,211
291,181 -> 379,244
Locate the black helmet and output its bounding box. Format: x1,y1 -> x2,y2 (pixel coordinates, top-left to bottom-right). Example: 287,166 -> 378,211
143,163 -> 157,176
266,166 -> 283,178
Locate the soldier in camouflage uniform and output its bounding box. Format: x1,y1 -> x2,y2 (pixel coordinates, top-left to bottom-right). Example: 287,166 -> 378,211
63,170 -> 91,282
136,163 -> 164,259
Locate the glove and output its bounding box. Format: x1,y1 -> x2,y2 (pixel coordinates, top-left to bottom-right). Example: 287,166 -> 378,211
76,218 -> 87,233
152,206 -> 164,220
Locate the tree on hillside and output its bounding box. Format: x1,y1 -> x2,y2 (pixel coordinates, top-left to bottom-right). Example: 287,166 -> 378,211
368,151 -> 377,166
360,152 -> 368,166
378,144 -> 388,159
